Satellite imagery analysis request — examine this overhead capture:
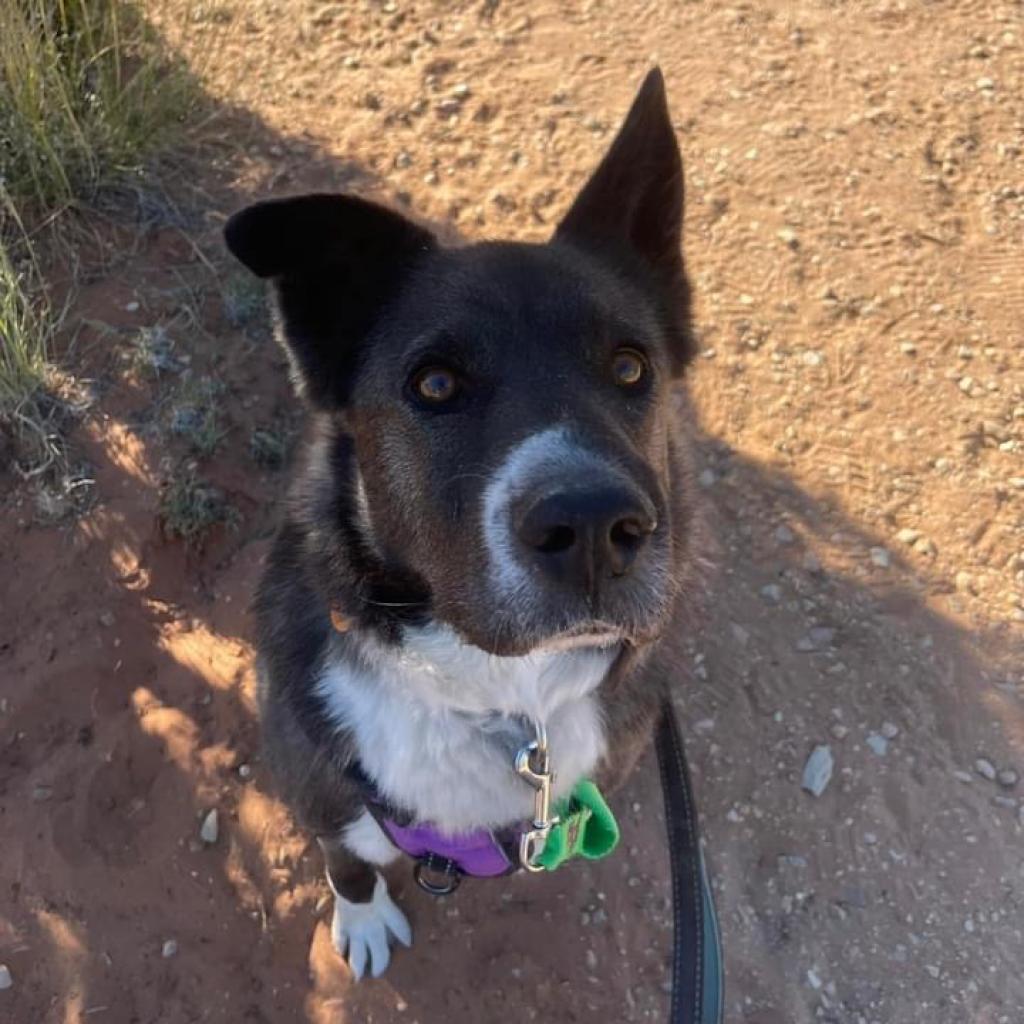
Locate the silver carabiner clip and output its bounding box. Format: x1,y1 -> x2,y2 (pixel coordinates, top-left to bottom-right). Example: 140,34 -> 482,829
515,722 -> 558,872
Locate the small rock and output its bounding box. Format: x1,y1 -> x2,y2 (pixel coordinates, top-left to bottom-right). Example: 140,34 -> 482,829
797,626 -> 835,652
99,610 -> 116,627
162,939 -> 178,958
585,949 -> 598,972
880,722 -> 900,740
0,965 -> 10,990
802,745 -> 834,797
869,547 -> 891,568
200,809 -> 219,845
830,723 -> 849,740
802,551 -> 822,573
866,733 -> 888,756
124,301 -> 140,313
775,524 -> 795,545
698,468 -> 716,488
956,572 -> 976,595
925,964 -> 941,980
807,968 -> 822,990
914,537 -> 937,558
777,227 -> 799,248
730,623 -> 750,648
896,528 -> 920,546
32,783 -> 54,802
975,758 -> 997,782
863,832 -> 878,845
953,769 -> 973,784
899,341 -> 917,355
997,769 -> 1018,789
760,583 -> 783,603
237,763 -> 252,780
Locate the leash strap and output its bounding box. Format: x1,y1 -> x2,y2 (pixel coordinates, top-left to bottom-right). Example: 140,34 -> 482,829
655,699 -> 724,1024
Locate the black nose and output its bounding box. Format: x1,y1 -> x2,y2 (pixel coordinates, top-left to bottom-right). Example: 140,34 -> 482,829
515,487 -> 657,589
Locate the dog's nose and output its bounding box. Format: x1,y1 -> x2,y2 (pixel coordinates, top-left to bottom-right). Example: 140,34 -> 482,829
515,487 -> 656,588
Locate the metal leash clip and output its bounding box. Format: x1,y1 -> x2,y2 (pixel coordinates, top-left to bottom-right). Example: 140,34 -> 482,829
515,721 -> 558,872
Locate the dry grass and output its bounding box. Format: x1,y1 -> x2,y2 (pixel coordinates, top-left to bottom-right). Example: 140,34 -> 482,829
0,0 -> 210,481
0,199 -> 62,476
0,0 -> 202,211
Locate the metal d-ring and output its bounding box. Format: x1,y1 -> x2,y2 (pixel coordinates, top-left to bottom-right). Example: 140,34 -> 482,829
413,858 -> 462,896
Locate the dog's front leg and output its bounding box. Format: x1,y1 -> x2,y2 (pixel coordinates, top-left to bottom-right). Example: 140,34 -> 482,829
318,812 -> 412,980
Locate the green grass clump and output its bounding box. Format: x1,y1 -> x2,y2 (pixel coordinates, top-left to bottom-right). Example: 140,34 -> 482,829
168,376 -> 226,458
0,0 -> 201,210
0,211 -> 61,476
159,466 -> 238,546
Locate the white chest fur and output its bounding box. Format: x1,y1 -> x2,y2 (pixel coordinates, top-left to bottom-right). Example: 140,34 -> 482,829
317,625 -> 613,834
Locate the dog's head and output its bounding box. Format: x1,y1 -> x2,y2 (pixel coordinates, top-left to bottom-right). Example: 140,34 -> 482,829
227,70 -> 697,657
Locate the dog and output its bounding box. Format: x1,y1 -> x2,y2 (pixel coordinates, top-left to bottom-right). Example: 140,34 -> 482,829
224,68 -> 705,980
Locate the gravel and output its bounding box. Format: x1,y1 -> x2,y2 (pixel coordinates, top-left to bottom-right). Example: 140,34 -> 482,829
975,758 -> 997,782
0,965 -> 10,991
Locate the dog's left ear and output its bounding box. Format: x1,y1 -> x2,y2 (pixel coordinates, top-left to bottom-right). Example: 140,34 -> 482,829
224,194 -> 435,408
555,68 -> 693,371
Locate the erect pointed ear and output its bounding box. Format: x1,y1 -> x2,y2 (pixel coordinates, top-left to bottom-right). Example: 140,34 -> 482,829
224,194 -> 435,408
555,69 -> 693,369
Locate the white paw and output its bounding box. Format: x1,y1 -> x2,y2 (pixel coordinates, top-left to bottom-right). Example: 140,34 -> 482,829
328,872 -> 412,980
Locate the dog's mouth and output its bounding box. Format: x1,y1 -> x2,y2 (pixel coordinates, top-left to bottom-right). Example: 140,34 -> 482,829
531,624 -> 626,654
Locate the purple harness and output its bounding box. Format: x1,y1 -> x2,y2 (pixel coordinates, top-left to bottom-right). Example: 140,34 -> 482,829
346,759 -> 523,892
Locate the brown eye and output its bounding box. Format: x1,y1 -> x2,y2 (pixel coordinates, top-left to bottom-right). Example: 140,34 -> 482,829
413,366 -> 458,404
611,347 -> 647,388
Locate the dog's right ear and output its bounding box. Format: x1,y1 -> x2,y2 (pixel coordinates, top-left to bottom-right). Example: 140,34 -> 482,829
224,194 -> 435,408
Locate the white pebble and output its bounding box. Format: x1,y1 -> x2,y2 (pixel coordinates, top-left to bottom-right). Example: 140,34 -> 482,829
975,758 -> 997,782
200,809 -> 219,845
162,939 -> 178,958
880,722 -> 900,740
870,547 -> 891,568
0,965 -> 10,990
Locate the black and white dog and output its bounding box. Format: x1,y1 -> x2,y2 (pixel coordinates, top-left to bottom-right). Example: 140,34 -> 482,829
225,69 -> 705,980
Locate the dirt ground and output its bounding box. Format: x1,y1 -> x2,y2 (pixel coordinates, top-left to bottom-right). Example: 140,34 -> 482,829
2,1 -> 1023,1022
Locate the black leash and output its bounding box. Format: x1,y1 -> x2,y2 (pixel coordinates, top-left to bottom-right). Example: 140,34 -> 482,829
654,698 -> 724,1024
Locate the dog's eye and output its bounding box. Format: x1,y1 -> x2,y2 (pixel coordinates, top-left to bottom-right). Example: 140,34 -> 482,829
611,347 -> 648,388
413,366 -> 459,404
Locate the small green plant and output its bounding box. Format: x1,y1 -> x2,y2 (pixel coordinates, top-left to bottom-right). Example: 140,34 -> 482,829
249,424 -> 288,470
159,465 -> 238,547
221,272 -> 267,333
168,376 -> 226,457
